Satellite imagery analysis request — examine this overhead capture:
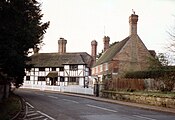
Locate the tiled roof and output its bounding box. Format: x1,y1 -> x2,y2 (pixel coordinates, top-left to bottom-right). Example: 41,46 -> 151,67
27,52 -> 93,68
94,36 -> 131,67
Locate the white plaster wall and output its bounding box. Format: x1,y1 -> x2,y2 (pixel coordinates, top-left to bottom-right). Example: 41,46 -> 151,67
78,65 -> 83,69
65,65 -> 69,69
79,78 -> 84,86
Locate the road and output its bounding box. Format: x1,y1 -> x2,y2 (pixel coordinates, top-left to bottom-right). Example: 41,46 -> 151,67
15,89 -> 175,120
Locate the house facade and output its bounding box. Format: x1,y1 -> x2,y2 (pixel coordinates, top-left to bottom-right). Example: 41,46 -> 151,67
24,38 -> 93,86
24,13 -> 156,86
92,13 -> 155,80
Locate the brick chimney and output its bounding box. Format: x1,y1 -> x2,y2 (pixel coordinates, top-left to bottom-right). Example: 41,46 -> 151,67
129,13 -> 138,35
91,40 -> 97,63
103,36 -> 110,52
58,38 -> 67,54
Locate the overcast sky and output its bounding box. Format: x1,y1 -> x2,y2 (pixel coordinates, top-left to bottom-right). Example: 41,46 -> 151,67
39,0 -> 175,55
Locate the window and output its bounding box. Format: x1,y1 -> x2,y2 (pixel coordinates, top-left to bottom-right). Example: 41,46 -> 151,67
39,67 -> 45,71
113,68 -> 118,73
68,77 -> 79,85
100,65 -> 103,72
26,68 -> 31,72
60,77 -> 65,82
38,76 -> 45,81
26,76 -> 30,81
105,63 -> 108,70
60,67 -> 64,71
68,77 -> 78,85
69,77 -> 76,82
52,68 -> 56,71
70,65 -> 78,71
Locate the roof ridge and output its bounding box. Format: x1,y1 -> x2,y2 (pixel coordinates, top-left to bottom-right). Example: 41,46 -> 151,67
93,36 -> 130,67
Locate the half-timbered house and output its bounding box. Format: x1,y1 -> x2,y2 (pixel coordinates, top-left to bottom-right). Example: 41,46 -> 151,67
24,38 -> 93,86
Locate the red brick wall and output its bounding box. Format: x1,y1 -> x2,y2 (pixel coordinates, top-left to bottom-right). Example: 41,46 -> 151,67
113,35 -> 152,76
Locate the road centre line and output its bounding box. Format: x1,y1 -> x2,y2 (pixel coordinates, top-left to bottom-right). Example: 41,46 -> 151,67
86,104 -> 118,113
62,99 -> 79,104
37,111 -> 56,120
26,102 -> 34,108
48,95 -> 58,99
133,115 -> 157,120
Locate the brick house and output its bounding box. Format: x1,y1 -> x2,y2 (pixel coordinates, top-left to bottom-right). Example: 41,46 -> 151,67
91,13 -> 155,80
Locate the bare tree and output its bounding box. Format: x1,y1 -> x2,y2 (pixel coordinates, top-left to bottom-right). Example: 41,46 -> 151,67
167,15 -> 175,53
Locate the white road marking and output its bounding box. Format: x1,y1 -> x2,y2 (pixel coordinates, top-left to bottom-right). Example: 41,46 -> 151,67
133,115 -> 157,120
28,115 -> 44,120
25,101 -> 55,120
43,118 -> 48,120
26,102 -> 34,108
43,118 -> 49,120
27,112 -> 39,117
86,104 -> 118,113
28,110 -> 35,114
37,111 -> 56,120
62,99 -> 79,104
48,95 -> 58,99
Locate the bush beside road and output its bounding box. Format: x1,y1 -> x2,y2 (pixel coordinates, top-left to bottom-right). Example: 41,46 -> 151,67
0,93 -> 21,120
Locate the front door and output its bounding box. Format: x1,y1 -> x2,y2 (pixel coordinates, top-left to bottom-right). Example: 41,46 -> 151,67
50,77 -> 57,85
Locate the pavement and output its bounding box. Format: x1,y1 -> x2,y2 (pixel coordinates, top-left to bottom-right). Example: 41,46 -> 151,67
13,88 -> 175,119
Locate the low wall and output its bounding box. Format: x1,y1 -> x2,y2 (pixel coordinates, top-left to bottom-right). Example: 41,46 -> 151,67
101,91 -> 175,108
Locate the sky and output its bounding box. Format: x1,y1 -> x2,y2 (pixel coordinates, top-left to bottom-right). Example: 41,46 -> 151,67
38,0 -> 175,56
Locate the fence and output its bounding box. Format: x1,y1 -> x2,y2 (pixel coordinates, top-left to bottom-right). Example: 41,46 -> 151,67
104,78 -> 145,91
103,78 -> 175,91
21,84 -> 94,95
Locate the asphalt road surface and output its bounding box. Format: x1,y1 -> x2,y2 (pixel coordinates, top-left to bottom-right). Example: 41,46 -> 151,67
15,89 -> 175,120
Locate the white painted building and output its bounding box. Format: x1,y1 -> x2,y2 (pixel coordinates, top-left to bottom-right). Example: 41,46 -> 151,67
24,38 -> 93,87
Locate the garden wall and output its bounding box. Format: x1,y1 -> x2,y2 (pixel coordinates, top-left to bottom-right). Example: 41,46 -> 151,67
101,91 -> 175,108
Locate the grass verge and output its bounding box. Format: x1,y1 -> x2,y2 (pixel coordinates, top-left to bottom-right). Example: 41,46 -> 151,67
0,93 -> 21,120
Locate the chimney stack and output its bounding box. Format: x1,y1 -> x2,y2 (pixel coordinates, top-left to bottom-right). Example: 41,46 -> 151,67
103,36 -> 110,52
58,38 -> 67,54
129,12 -> 138,35
91,40 -> 97,64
